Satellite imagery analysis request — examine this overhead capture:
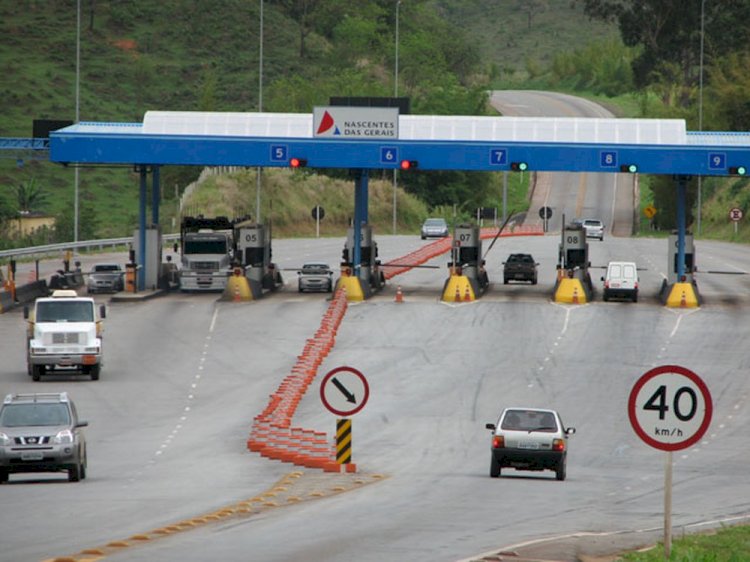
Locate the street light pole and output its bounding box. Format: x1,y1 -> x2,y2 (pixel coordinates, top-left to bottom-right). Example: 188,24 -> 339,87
696,0 -> 705,236
392,0 -> 402,235
256,0 -> 264,223
74,0 -> 81,243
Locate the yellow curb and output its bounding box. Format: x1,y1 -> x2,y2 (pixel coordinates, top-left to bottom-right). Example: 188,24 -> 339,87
129,535 -> 151,541
106,541 -> 129,548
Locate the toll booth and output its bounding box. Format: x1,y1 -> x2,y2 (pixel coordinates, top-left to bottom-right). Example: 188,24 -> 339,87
556,222 -> 592,301
342,224 -> 384,299
667,232 -> 696,285
448,223 -> 488,297
132,225 -> 162,291
234,221 -> 282,298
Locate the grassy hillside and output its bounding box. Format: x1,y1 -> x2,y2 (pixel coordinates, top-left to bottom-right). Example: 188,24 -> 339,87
1,1 -> 745,245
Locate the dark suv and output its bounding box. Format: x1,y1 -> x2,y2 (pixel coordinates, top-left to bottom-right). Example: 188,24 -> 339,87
0,393 -> 88,483
503,253 -> 538,284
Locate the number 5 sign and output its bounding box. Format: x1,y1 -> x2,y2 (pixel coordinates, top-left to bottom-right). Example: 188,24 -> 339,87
628,365 -> 712,451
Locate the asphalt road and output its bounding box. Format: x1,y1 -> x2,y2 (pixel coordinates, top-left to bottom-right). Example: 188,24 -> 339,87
1,233 -> 750,562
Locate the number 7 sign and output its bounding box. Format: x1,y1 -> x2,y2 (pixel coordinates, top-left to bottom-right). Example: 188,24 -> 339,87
628,365 -> 712,451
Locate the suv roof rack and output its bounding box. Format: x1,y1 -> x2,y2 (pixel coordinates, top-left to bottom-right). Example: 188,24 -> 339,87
3,392 -> 69,404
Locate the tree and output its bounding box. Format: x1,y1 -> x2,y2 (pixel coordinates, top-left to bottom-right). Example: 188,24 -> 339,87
583,0 -> 750,96
15,178 -> 48,214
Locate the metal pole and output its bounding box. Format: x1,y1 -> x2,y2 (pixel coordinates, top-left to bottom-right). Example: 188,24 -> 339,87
664,451 -> 673,559
696,0 -> 705,236
392,1 -> 401,235
256,0 -> 264,223
502,171 -> 508,224
74,0 -> 81,243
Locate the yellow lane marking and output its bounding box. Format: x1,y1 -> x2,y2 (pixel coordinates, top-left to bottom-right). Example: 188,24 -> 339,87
42,470 -> 386,562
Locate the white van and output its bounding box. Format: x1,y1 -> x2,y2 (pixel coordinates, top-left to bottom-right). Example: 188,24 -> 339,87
601,261 -> 638,302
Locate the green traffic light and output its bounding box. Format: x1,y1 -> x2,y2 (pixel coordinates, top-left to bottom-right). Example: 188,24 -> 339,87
738,166 -> 746,175
628,164 -> 638,173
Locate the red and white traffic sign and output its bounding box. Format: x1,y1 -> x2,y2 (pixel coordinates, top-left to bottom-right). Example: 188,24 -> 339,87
320,366 -> 370,417
628,365 -> 712,451
729,207 -> 744,222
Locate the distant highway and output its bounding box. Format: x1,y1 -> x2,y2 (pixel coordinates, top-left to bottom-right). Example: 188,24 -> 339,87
490,90 -> 636,237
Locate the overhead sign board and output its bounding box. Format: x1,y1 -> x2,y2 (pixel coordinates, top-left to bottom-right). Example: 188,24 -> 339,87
320,366 -> 370,417
313,107 -> 399,140
628,365 -> 712,452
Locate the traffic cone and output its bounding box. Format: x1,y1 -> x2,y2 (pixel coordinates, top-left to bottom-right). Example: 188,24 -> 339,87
463,285 -> 472,302
234,286 -> 241,303
454,284 -> 461,302
395,285 -> 404,303
572,286 -> 579,304
680,290 -> 687,308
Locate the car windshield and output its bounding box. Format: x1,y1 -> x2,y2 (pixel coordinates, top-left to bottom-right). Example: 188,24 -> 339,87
302,264 -> 329,273
0,403 -> 71,427
501,410 -> 558,432
584,220 -> 602,227
508,255 -> 533,263
424,219 -> 446,226
93,265 -> 120,272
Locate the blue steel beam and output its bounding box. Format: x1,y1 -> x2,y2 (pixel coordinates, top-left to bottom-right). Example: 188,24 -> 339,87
49,133 -> 750,176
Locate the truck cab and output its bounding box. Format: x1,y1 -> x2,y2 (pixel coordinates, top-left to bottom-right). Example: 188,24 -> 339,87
24,290 -> 106,381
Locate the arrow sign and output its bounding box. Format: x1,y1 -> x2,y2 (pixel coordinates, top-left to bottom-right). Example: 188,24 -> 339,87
320,366 -> 370,416
332,377 -> 356,403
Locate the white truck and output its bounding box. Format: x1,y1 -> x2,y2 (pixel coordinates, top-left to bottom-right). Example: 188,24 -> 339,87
178,216 -> 234,292
24,290 -> 106,381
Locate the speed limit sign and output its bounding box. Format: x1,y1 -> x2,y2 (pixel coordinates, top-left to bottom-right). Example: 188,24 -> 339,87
628,365 -> 712,451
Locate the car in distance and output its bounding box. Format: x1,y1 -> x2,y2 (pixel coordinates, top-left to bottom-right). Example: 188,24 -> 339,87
87,263 -> 124,293
0,392 -> 88,483
485,407 -> 575,481
579,218 -> 605,241
503,253 -> 538,284
602,260 -> 638,302
298,263 -> 334,293
420,218 -> 449,240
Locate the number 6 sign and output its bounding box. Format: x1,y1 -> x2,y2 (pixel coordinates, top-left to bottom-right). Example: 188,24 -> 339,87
628,365 -> 712,451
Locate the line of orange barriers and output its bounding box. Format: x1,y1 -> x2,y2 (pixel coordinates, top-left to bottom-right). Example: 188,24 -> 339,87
246,287 -> 349,472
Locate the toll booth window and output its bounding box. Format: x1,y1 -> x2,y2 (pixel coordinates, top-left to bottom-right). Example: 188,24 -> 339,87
673,253 -> 694,272
244,247 -> 265,267
566,249 -> 586,268
459,247 -> 479,263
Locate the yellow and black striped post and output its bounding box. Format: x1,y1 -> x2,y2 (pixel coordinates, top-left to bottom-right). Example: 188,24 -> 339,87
336,418 -> 352,465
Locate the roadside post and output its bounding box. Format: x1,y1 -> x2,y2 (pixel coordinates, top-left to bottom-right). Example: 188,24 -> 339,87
628,365 -> 712,559
729,207 -> 743,235
320,366 -> 369,473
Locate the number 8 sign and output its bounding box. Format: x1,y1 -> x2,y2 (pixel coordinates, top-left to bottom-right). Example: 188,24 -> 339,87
628,365 -> 712,451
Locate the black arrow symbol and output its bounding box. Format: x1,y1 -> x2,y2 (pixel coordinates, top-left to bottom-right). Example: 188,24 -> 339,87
332,377 -> 357,404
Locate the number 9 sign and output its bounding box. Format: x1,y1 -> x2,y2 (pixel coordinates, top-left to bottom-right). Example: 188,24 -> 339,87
628,365 -> 712,452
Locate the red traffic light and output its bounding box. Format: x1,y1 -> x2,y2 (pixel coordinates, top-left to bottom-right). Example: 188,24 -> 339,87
290,157 -> 308,168
400,160 -> 418,170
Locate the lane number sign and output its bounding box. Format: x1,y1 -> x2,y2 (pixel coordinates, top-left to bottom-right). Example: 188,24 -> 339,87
320,366 -> 370,417
628,365 -> 712,452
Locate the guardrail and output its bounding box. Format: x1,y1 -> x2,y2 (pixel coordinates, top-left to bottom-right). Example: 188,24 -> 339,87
0,233 -> 180,260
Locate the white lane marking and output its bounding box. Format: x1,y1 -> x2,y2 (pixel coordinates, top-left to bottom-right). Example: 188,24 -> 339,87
209,307 -> 218,333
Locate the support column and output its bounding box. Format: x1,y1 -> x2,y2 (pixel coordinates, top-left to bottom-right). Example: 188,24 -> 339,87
138,166 -> 147,290
151,165 -> 160,226
676,175 -> 687,280
353,170 -> 369,276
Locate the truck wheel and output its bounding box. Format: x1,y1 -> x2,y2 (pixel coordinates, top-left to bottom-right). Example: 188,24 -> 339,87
31,365 -> 44,382
90,364 -> 101,381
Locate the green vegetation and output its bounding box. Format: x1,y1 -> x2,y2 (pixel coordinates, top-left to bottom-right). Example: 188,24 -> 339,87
618,523 -> 750,561
2,0 -> 750,248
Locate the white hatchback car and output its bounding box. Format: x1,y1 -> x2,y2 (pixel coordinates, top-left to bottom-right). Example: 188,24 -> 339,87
580,218 -> 605,241
485,408 -> 575,481
601,261 -> 638,302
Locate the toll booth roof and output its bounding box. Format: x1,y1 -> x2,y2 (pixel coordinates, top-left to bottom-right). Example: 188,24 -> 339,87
136,111 -> 689,145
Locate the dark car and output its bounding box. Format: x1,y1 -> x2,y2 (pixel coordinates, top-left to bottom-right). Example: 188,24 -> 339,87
485,407 -> 575,481
503,253 -> 538,284
298,263 -> 334,293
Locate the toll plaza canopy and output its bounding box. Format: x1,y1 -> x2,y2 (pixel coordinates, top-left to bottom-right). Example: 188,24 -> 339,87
49,110 -> 750,176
